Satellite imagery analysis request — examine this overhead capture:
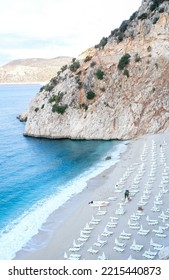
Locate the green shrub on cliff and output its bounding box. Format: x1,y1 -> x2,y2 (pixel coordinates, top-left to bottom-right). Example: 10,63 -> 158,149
52,104 -> 67,114
95,69 -> 104,80
69,60 -> 80,72
86,91 -> 96,100
118,53 -> 131,70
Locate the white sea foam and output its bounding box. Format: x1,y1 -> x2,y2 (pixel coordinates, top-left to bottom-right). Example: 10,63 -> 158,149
0,141 -> 128,259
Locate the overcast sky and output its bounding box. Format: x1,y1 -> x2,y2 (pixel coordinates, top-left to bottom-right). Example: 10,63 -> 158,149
0,0 -> 142,65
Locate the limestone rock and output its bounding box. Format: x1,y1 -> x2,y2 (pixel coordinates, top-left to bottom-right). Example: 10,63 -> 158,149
23,0 -> 169,140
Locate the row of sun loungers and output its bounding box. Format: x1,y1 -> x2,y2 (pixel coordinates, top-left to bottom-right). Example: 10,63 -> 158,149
64,140 -> 169,260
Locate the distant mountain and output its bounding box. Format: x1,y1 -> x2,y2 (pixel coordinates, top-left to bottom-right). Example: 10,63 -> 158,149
0,57 -> 72,83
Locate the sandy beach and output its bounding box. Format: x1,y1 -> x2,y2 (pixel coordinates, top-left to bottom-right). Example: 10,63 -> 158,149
14,132 -> 169,260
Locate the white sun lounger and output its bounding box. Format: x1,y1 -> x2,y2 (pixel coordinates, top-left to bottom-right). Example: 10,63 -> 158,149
89,220 -> 99,225
130,213 -> 141,221
69,247 -> 80,252
119,235 -> 130,240
96,210 -> 107,216
93,242 -> 104,248
155,233 -> 167,238
146,215 -> 158,225
87,247 -> 98,254
101,227 -> 113,237
73,240 -> 84,248
115,238 -> 126,247
80,231 -> 90,239
84,223 -> 94,230
130,239 -> 143,251
142,252 -> 155,259
121,230 -> 132,236
145,248 -> 158,256
110,216 -> 119,221
137,224 -> 150,235
159,211 -> 169,219
152,226 -> 164,234
64,252 -> 81,260
150,238 -> 164,250
97,235 -> 107,245
113,246 -> 124,252
106,222 -> 117,228
98,252 -> 108,260
78,237 -> 88,242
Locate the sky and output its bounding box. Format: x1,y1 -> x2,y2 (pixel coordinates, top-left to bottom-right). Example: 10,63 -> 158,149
0,0 -> 142,66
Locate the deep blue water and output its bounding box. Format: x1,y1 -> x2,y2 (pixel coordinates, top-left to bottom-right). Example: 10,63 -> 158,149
0,84 -> 126,259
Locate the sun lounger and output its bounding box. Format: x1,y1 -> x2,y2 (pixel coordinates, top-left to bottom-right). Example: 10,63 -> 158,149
152,226 -> 164,234
98,252 -> 108,260
96,210 -> 107,216
142,252 -> 155,259
97,235 -> 107,245
87,247 -> 98,254
84,223 -> 94,230
151,205 -> 160,212
130,239 -> 143,251
128,255 -> 135,260
120,230 -> 132,237
73,240 -> 84,248
130,213 -> 140,221
64,252 -> 81,260
81,229 -> 91,234
80,231 -> 90,239
115,208 -> 126,215
110,216 -> 119,221
101,227 -> 113,237
78,237 -> 88,242
146,215 -> 158,225
150,238 -> 164,250
69,247 -> 80,252
108,196 -> 117,201
145,248 -> 158,256
155,233 -> 167,238
119,230 -> 131,239
93,242 -> 104,248
159,211 -> 169,219
68,254 -> 81,260
113,246 -> 124,252
136,210 -> 145,216
89,220 -> 99,225
115,238 -> 126,247
137,224 -> 150,235
106,222 -> 117,228
89,201 -> 109,207
119,235 -> 130,240
90,216 -> 101,223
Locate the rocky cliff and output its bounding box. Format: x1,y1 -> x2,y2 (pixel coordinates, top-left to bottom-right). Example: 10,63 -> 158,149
22,0 -> 169,140
0,57 -> 72,83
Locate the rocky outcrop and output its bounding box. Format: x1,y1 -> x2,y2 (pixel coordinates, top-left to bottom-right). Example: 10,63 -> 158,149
23,0 -> 169,140
0,57 -> 72,83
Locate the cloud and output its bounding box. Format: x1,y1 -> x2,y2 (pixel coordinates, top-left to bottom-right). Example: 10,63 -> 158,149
0,0 -> 142,65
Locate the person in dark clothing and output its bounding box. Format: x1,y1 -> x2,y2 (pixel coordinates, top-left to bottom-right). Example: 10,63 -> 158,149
124,190 -> 130,200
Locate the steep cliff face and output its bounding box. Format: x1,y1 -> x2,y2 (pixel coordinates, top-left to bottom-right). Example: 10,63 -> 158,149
23,0 -> 169,140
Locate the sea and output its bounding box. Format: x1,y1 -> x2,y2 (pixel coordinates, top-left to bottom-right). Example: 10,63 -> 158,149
0,84 -> 127,260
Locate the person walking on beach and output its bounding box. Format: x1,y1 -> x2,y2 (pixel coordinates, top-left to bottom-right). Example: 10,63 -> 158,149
124,189 -> 130,201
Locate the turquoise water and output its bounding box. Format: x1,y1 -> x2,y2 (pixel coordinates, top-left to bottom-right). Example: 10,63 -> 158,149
0,84 -> 127,259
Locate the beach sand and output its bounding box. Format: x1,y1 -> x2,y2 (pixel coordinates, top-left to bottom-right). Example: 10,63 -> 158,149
14,132 -> 169,260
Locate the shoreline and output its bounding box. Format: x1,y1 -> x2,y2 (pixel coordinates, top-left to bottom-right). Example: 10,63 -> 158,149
14,141 -> 130,259
14,139 -> 132,260
14,132 -> 169,260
